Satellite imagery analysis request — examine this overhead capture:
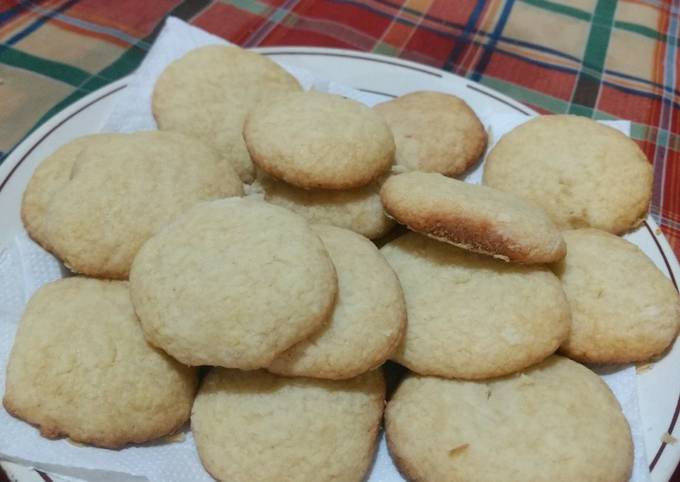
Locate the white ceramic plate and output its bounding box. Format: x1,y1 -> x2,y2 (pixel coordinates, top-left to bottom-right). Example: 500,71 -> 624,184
0,47 -> 678,482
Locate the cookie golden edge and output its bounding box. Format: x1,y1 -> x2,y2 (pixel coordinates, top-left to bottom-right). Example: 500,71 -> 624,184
2,279 -> 198,449
380,174 -> 566,264
2,395 -> 192,449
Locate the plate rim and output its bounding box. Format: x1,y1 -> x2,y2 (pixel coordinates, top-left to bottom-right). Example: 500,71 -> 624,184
0,46 -> 678,481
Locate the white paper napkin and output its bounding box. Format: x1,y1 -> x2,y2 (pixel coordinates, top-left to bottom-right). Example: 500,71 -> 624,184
0,16 -> 651,482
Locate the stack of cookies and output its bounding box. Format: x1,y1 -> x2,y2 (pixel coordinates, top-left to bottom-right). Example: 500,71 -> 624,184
3,44 -> 679,482
246,89 -> 398,240
378,115 -> 678,482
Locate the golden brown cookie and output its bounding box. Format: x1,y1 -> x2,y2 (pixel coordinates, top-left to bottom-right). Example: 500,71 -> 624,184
374,91 -> 487,176
381,172 -> 566,263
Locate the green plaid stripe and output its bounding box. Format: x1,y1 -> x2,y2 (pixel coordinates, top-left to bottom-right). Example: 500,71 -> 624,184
519,0 -> 590,21
0,45 -> 92,86
569,0 -> 617,116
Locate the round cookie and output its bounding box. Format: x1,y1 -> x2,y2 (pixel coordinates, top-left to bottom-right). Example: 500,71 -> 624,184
3,278 -> 197,448
554,228 -> 680,363
43,131 -> 243,279
380,232 -> 570,379
129,198 -> 337,369
381,172 -> 566,263
152,45 -> 302,183
268,225 -> 406,379
244,90 -> 395,190
385,356 -> 633,482
374,91 -> 487,176
253,173 -> 394,239
21,133 -> 118,251
483,115 -> 653,234
192,368 -> 384,482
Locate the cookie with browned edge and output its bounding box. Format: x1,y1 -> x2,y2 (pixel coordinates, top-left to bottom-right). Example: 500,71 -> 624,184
381,172 -> 565,263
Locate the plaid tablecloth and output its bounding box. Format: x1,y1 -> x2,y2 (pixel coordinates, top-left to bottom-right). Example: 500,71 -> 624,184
1,0 -> 679,259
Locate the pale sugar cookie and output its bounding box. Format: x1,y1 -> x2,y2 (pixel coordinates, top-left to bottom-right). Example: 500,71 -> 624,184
385,356 -> 633,482
381,232 -> 570,379
129,198 -> 337,369
244,90 -> 394,190
484,115 -> 652,233
268,225 -> 405,379
43,131 -> 243,279
192,369 -> 384,482
555,228 -> 679,363
152,45 -> 302,183
3,278 -> 197,448
374,91 -> 486,176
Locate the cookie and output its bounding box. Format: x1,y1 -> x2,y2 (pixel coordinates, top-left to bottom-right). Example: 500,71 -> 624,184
192,369 -> 384,482
252,172 -> 394,239
554,228 -> 680,363
42,131 -> 243,279
244,90 -> 394,190
374,91 -> 487,176
385,355 -> 633,482
268,225 -> 406,379
129,198 -> 337,369
380,232 -> 570,379
152,45 -> 302,183
21,134 -> 118,251
484,115 -> 653,234
381,172 -> 566,263
3,278 -> 197,448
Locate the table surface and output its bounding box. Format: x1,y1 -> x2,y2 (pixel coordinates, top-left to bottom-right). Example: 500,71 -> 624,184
0,1 -> 679,481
